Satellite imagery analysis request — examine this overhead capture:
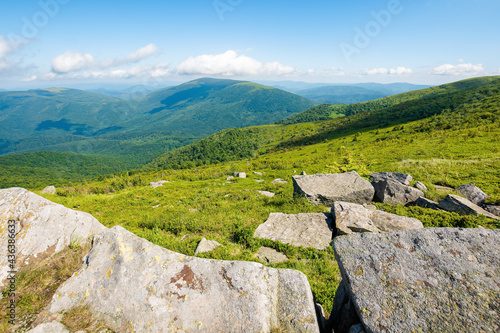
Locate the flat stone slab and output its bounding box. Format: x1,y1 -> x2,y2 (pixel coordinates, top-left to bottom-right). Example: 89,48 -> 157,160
332,201 -> 423,236
0,188 -> 106,288
272,178 -> 288,184
35,226 -> 319,333
293,172 -> 375,206
254,213 -> 333,250
257,190 -> 275,198
257,247 -> 288,264
438,194 -> 498,220
332,228 -> 500,333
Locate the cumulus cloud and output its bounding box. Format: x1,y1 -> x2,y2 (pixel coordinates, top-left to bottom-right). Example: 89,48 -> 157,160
0,35 -> 26,72
434,63 -> 485,76
176,50 -> 296,76
364,67 -> 413,75
51,51 -> 95,73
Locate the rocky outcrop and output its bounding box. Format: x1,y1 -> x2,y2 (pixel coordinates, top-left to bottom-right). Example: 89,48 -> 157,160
149,180 -> 169,188
256,247 -> 288,264
332,201 -> 423,236
331,228 -> 500,332
194,237 -> 221,255
254,213 -> 333,250
371,178 -> 424,205
0,188 -> 106,287
437,194 -> 498,220
40,185 -> 57,194
35,226 -> 320,333
369,172 -> 412,186
456,183 -> 489,205
292,172 -> 375,206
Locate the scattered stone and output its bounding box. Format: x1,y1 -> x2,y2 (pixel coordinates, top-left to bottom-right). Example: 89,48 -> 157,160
372,179 -> 424,205
254,213 -> 333,250
414,197 -> 441,210
256,247 -> 288,264
253,172 -> 264,176
189,208 -> 199,213
34,226 -> 319,333
301,171 -> 307,176
332,201 -> 423,236
332,228 -> 500,333
255,179 -> 265,183
484,204 -> 500,217
438,194 -> 498,220
152,204 -> 160,209
456,183 -> 489,205
434,185 -> 455,192
195,237 -> 221,255
272,178 -> 288,184
256,190 -> 275,198
226,176 -> 234,181
369,172 -> 412,186
0,188 -> 106,288
293,171 -> 375,206
414,181 -> 428,192
40,185 -> 56,195
224,194 -> 230,197
149,180 -> 169,188
232,172 -> 247,178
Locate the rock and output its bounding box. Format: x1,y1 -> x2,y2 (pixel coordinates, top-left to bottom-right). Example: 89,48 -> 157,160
434,185 -> 455,192
414,181 -> 428,192
326,280 -> 361,333
332,228 -> 500,333
438,194 -> 498,220
232,172 -> 246,178
149,180 -> 169,188
272,178 -> 288,184
301,171 -> 307,175
40,185 -> 57,194
348,324 -> 366,333
35,226 -> 319,333
484,204 -> 500,217
292,172 -> 374,206
414,196 -> 441,210
332,201 -> 423,236
456,183 -> 489,205
27,321 -> 70,333
372,179 -> 424,205
253,171 -> 264,176
226,176 -> 234,181
256,190 -> 275,198
255,179 -> 265,183
256,247 -> 288,264
152,204 -> 160,208
254,213 -> 333,250
0,188 -> 106,288
369,172 -> 413,186
195,237 -> 221,255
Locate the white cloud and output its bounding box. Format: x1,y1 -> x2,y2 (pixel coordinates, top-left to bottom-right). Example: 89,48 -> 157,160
364,67 -> 413,75
176,50 -> 296,76
365,68 -> 389,75
389,67 -> 413,75
0,35 -> 26,72
51,51 -> 95,73
101,43 -> 159,68
434,63 -> 485,76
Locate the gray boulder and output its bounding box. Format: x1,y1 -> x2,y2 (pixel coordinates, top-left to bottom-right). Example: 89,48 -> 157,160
256,190 -> 275,198
438,194 -> 498,220
232,172 -> 247,178
414,181 -> 428,192
253,171 -> 264,176
254,213 -> 333,250
369,172 -> 412,186
149,180 -> 169,188
414,196 -> 441,210
194,237 -> 221,255
484,204 -> 500,217
272,178 -> 288,184
0,188 -> 106,288
256,247 -> 288,264
456,183 -> 489,205
332,201 -> 423,236
372,179 -> 424,205
332,228 -> 500,333
35,226 -> 319,333
40,185 -> 57,194
293,172 -> 375,206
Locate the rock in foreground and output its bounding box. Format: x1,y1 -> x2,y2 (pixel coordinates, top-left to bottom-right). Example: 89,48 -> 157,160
371,179 -> 424,205
332,228 -> 500,332
292,172 -> 374,206
332,201 -> 423,236
254,213 -> 333,250
438,194 -> 498,220
36,226 -> 319,333
0,188 -> 106,287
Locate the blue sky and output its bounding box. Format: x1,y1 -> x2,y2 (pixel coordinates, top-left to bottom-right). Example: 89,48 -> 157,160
0,0 -> 499,89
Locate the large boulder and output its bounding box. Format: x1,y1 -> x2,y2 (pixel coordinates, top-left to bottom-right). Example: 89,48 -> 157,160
34,226 -> 320,333
414,196 -> 441,210
292,172 -> 375,206
332,201 -> 423,236
331,228 -> 500,332
456,183 -> 489,205
485,204 -> 500,217
438,194 -> 498,220
40,185 -> 57,194
369,172 -> 412,186
254,213 -> 333,250
372,179 -> 424,205
0,188 -> 106,288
